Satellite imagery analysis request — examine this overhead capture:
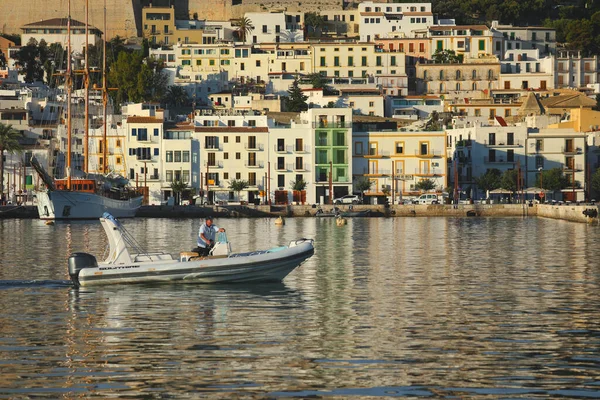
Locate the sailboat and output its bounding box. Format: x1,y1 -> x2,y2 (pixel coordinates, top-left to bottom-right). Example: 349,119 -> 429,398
34,0 -> 143,220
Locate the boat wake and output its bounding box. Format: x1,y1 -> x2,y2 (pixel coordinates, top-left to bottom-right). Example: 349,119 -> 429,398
0,279 -> 72,289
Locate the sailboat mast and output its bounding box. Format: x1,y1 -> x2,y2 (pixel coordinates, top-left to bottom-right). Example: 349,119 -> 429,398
102,0 -> 108,174
83,0 -> 89,174
66,0 -> 72,190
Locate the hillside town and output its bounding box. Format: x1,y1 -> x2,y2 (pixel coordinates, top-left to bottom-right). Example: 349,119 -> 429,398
2,0 -> 600,207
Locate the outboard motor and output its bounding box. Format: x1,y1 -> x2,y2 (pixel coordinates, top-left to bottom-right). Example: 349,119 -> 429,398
68,252 -> 98,287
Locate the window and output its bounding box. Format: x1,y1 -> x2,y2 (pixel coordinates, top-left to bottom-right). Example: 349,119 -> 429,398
236,152 -> 241,159
236,172 -> 241,180
479,40 -> 485,51
334,56 -> 340,67
361,56 -> 367,66
390,56 -> 396,66
154,148 -> 159,156
174,151 -> 182,162
536,155 -> 544,168
376,56 -> 382,66
224,172 -> 229,180
395,142 -> 404,154
369,101 -> 374,107
166,151 -> 173,162
320,56 -> 326,67
236,136 -> 241,143
256,60 -> 261,67
224,152 -> 229,160
224,136 -> 229,143
183,151 -> 189,162
348,56 -> 354,66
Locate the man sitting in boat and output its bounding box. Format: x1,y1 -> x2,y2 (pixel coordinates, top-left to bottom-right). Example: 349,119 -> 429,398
195,216 -> 226,256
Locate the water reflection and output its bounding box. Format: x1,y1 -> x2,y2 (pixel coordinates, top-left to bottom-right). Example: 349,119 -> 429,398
0,217 -> 600,397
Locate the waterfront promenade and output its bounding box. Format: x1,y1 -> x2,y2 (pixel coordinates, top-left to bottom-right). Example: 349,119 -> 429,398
1,203 -> 598,224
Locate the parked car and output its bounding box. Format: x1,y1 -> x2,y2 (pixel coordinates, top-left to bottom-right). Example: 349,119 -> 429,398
334,194 -> 361,204
417,194 -> 441,204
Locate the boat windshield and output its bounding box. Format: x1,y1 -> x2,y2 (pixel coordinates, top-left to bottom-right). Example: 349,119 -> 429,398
216,232 -> 228,243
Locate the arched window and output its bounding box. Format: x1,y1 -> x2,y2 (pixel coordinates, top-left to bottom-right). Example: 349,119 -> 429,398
439,83 -> 445,93
456,70 -> 461,80
472,69 -> 477,79
472,82 -> 477,90
456,83 -> 461,91
423,70 -> 428,80
488,69 -> 494,79
439,70 -> 444,80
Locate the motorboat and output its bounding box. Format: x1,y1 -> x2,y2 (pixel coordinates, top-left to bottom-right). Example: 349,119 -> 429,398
67,213 -> 314,287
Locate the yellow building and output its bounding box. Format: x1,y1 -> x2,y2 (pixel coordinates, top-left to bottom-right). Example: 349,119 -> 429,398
142,5 -> 204,46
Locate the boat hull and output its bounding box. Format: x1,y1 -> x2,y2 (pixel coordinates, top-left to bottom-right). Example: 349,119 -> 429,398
37,191 -> 143,220
74,242 -> 314,286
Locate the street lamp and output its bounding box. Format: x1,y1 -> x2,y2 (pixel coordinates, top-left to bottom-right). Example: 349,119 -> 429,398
538,167 -> 544,203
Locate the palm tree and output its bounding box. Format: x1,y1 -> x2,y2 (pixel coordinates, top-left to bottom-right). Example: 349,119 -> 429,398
229,179 -> 249,202
0,123 -> 22,197
170,180 -> 188,205
163,85 -> 189,108
234,17 -> 254,44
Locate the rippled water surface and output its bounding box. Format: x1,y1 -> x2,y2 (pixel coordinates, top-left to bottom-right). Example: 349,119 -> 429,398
1,217 -> 600,398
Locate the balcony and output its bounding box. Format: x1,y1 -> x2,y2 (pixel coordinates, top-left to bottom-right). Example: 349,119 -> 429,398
205,144 -> 222,151
274,145 -> 293,153
562,146 -> 582,155
245,142 -> 264,151
294,163 -> 310,171
365,150 -> 390,158
136,155 -> 156,162
456,139 -> 473,147
275,164 -> 289,171
414,150 -> 443,158
313,121 -> 351,129
563,163 -> 583,171
484,140 -> 523,147
414,168 -> 443,176
362,167 -> 390,176
205,161 -> 224,168
483,156 -> 515,164
244,160 -> 265,168
294,144 -> 310,153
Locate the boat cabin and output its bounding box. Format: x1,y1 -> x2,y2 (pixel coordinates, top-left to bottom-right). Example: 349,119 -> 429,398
54,179 -> 96,193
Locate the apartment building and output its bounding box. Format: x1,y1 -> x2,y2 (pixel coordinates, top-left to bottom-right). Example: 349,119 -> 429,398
447,120 -> 528,198
555,50 -> 598,89
320,9 -> 360,38
491,21 -> 556,58
386,95 -> 443,120
499,49 -> 554,90
526,129 -> 586,201
416,56 -> 501,95
358,1 -> 434,42
245,12 -> 304,44
425,25 -> 503,60
352,127 -> 447,200
193,110 -> 270,204
20,18 -> 102,51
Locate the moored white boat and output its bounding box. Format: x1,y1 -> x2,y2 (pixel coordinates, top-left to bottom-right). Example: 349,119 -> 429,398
37,190 -> 143,220
68,213 -> 315,286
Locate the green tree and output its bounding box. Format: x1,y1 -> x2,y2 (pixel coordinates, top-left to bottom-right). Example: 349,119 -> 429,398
538,168 -> 569,192
304,12 -> 325,38
475,168 -> 502,195
0,124 -> 22,196
163,85 -> 189,107
355,177 -> 374,202
415,178 -> 436,192
13,38 -> 44,83
501,169 -> 520,193
283,76 -> 308,112
108,52 -> 167,106
307,72 -> 335,95
290,179 -> 307,191
229,179 -> 249,202
591,169 -> 600,199
432,49 -> 462,64
170,180 -> 188,205
234,17 -> 254,44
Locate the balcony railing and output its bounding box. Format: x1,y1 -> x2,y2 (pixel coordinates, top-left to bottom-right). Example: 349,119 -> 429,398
294,145 -> 310,153
563,163 -> 583,171
312,121 -> 351,129
484,140 -> 522,147
274,145 -> 293,153
205,161 -> 223,168
365,150 -> 390,158
414,150 -> 442,157
561,146 -> 582,154
362,167 -> 390,175
244,161 -> 265,168
414,168 -> 443,176
245,142 -> 264,151
205,144 -> 222,151
483,157 -> 515,163
456,139 -> 473,147
294,163 -> 310,171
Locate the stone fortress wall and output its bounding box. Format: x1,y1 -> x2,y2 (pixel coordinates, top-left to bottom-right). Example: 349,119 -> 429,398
0,0 -> 344,39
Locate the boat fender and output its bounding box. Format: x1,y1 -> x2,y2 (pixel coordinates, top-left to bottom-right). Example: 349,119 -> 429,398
68,252 -> 98,287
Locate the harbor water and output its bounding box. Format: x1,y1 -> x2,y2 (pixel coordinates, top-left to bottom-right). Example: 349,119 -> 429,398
1,217 -> 600,398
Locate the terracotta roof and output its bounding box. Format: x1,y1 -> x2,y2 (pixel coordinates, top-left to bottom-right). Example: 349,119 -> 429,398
429,25 -> 489,31
126,116 -> 163,123
22,18 -> 99,30
194,127 -> 269,133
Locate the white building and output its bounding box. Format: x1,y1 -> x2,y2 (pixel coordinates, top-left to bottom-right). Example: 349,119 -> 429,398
491,21 -> 556,58
499,49 -> 554,91
245,12 -> 304,44
20,18 -> 102,52
358,1 -> 434,42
